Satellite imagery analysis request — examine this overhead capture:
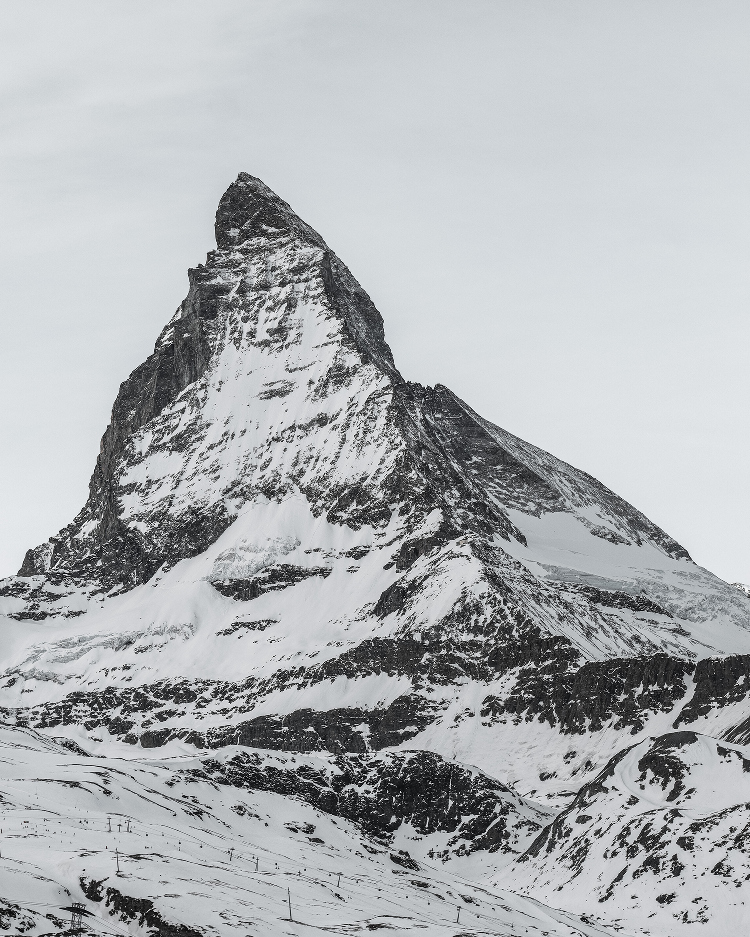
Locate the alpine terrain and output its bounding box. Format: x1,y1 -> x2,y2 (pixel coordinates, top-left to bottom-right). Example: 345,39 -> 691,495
1,173 -> 749,936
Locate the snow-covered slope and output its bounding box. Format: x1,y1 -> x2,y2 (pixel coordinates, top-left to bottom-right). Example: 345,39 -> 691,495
508,732 -> 750,935
2,173 -> 750,933
0,724 -> 607,937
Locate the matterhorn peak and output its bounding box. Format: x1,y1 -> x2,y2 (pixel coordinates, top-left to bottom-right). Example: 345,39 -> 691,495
11,173 -> 748,664
214,172 -> 326,250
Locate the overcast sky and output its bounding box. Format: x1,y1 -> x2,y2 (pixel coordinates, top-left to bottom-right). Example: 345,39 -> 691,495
1,1 -> 748,584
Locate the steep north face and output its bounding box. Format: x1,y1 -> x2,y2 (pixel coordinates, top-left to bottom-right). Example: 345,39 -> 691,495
2,173 -> 750,936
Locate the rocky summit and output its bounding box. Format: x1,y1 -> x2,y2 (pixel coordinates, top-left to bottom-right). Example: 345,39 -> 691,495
1,173 -> 749,936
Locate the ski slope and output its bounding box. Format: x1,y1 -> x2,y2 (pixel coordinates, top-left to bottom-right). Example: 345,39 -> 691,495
0,725 -> 611,937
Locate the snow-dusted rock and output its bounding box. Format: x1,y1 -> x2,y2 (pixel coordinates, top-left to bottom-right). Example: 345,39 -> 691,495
510,731 -> 750,935
3,174 -> 749,750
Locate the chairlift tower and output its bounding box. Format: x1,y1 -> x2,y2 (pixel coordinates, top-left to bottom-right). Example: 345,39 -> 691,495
61,902 -> 92,934
71,903 -> 84,932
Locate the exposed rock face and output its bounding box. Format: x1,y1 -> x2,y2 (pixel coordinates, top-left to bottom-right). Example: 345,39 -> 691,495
80,879 -> 203,937
485,653 -> 694,735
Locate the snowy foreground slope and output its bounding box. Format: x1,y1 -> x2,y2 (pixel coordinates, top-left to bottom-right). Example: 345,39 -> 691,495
1,173 -> 750,934
0,726 -> 604,937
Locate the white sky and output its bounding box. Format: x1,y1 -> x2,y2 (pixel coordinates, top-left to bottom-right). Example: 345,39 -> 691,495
1,1 -> 748,584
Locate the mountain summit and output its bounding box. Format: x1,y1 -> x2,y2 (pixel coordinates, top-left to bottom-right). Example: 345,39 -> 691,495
2,173 -> 750,935
215,172 -> 326,249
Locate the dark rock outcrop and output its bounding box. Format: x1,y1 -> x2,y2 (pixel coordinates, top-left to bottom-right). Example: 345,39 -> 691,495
80,878 -> 204,937
486,653 -> 694,734
211,564 -> 331,601
676,654 -> 750,726
196,748 -> 544,856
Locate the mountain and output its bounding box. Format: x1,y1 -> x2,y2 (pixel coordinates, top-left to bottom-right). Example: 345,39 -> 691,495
1,172 -> 749,935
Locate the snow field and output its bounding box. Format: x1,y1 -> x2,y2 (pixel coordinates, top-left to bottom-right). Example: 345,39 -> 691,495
0,726 -> 612,937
